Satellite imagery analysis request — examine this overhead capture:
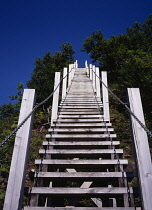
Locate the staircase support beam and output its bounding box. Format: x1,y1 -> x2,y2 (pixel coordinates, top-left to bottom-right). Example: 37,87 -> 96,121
4,89 -> 35,210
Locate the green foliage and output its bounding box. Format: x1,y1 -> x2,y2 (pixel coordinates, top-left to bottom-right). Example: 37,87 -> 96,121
9,83 -> 24,111
27,43 -> 75,105
0,103 -> 15,119
82,14 -> 152,122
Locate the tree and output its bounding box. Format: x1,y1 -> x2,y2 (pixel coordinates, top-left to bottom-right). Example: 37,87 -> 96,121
82,15 -> 152,120
27,43 -> 75,105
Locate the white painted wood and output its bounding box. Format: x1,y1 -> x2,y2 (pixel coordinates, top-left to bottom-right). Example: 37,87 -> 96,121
75,60 -> 78,68
71,64 -> 74,81
85,60 -> 88,68
102,71 -> 110,122
68,64 -> 72,87
39,149 -> 123,155
46,133 -> 117,138
35,159 -> 128,166
30,187 -> 133,194
4,89 -> 35,210
92,65 -> 96,92
51,72 -> 60,125
43,141 -> 120,146
127,88 -> 152,210
62,67 -> 67,99
50,122 -> 112,127
24,207 -> 136,210
96,67 -> 101,98
89,64 -> 93,80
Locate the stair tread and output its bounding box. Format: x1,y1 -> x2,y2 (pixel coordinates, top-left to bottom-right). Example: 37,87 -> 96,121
35,159 -> 128,165
30,187 -> 133,194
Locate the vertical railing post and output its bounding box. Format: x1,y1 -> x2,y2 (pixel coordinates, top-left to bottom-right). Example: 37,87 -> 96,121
71,64 -> 75,81
4,89 -> 35,210
96,67 -> 101,98
51,72 -> 60,125
85,60 -> 89,76
127,88 -> 152,210
102,71 -> 110,122
92,65 -> 96,92
89,64 -> 93,80
76,60 -> 78,68
62,67 -> 67,99
68,64 -> 72,87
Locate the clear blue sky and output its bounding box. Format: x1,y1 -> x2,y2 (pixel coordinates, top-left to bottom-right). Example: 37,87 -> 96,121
0,0 -> 152,105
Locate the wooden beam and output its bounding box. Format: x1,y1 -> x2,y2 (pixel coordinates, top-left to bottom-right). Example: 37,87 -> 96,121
62,67 -> 67,99
35,159 -> 128,166
89,64 -> 93,80
127,88 -> 152,210
68,64 -> 72,87
51,72 -> 60,125
102,71 -> 110,122
96,67 -> 101,98
24,207 -> 136,210
92,65 -> 96,92
4,89 -> 35,210
30,187 -> 133,195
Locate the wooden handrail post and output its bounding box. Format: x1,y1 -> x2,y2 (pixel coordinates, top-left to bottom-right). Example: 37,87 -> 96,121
92,65 -> 96,92
127,88 -> 152,210
85,60 -> 89,76
102,71 -> 110,122
76,60 -> 78,68
4,89 -> 35,210
51,72 -> 60,126
89,64 -> 93,80
68,64 -> 72,87
71,64 -> 75,81
62,67 -> 67,99
96,67 -> 101,98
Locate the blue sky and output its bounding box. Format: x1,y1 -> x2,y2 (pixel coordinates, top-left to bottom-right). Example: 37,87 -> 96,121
0,0 -> 152,105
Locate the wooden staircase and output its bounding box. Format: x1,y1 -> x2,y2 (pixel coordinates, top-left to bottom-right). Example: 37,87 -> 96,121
25,67 -> 135,209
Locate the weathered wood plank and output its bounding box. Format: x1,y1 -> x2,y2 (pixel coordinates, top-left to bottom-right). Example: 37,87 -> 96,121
102,71 -> 110,122
39,149 -> 123,154
30,187 -> 133,195
24,207 -> 137,210
96,67 -> 101,98
46,134 -> 117,138
127,88 -> 152,210
62,67 -> 68,99
4,89 -> 35,210
50,123 -> 112,127
35,159 -> 128,166
48,128 -> 114,132
51,72 -> 60,125
43,141 -> 119,146
35,171 -> 128,178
